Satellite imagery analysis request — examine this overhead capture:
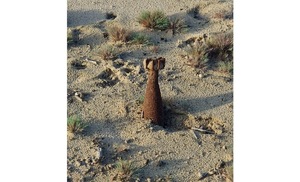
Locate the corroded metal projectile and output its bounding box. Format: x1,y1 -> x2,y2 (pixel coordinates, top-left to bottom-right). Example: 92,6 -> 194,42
142,57 -> 165,126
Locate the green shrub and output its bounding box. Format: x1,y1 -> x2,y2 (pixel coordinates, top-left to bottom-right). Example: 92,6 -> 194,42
217,61 -> 233,74
67,115 -> 87,134
136,95 -> 144,105
137,10 -> 169,30
131,33 -> 149,45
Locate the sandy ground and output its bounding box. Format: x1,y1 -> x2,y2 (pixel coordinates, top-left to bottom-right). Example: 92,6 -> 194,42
67,0 -> 233,181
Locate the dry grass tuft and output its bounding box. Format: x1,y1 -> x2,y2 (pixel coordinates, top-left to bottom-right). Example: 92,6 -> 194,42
99,45 -> 118,60
207,32 -> 233,60
115,158 -> 135,181
150,45 -> 160,54
67,28 -> 80,45
206,32 -> 233,73
168,18 -> 188,35
184,41 -> 209,70
182,32 -> 233,74
107,25 -> 130,42
187,6 -> 203,20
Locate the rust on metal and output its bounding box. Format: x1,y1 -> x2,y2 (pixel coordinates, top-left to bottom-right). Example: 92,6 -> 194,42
142,57 -> 165,126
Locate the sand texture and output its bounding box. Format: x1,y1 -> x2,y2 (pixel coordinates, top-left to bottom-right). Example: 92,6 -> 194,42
67,0 -> 233,181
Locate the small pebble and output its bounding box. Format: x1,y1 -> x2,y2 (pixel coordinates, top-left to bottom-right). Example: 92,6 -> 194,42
75,160 -> 81,167
105,164 -> 113,170
99,166 -> 104,172
199,172 -> 209,180
125,139 -> 134,143
197,171 -> 201,178
145,159 -> 150,165
216,160 -> 225,169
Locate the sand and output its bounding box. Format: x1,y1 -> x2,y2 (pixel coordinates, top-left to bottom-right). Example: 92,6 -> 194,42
67,0 -> 233,181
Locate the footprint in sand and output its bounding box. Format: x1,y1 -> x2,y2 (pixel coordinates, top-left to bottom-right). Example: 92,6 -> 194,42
95,68 -> 119,88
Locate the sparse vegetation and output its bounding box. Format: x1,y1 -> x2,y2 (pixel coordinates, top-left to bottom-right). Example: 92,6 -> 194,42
206,32 -> 233,73
67,31 -> 73,44
184,42 -> 209,69
136,95 -> 144,105
67,115 -> 87,134
67,1 -> 233,181
217,61 -> 233,74
67,28 -> 80,45
150,45 -> 159,54
137,10 -> 170,30
182,32 -> 233,74
115,158 -> 135,181
187,6 -> 202,20
107,25 -> 130,42
99,45 -> 118,60
168,18 -> 188,35
131,33 -> 149,44
207,32 -> 233,61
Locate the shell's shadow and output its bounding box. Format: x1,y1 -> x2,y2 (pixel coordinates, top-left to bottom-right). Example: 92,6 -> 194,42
179,92 -> 233,114
163,92 -> 233,131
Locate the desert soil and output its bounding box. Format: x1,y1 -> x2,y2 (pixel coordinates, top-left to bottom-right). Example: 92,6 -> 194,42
67,0 -> 233,181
